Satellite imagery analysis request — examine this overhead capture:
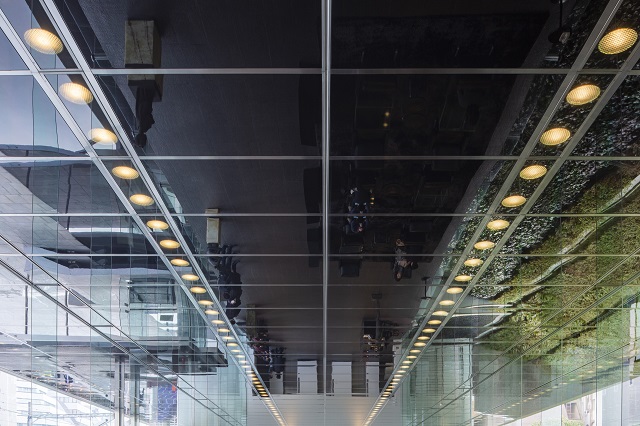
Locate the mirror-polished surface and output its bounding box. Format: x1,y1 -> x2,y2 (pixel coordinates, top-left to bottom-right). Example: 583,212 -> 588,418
0,0 -> 640,425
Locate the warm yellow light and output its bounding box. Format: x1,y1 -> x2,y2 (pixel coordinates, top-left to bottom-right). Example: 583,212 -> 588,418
402,360 -> 412,364
146,220 -> 169,230
24,28 -> 63,54
159,239 -> 180,249
598,28 -> 638,54
520,165 -> 547,180
422,328 -> 436,333
130,194 -> 155,206
219,328 -> 231,333
111,166 -> 139,180
222,336 -> 234,341
189,286 -> 206,294
198,299 -> 213,306
487,219 -> 510,231
407,355 -> 417,359
418,335 -> 430,340
171,258 -> 190,267
474,240 -> 495,250
228,342 -> 238,347
464,258 -> 483,267
540,127 -> 571,146
88,128 -> 117,144
59,82 -> 93,104
455,274 -> 472,282
439,300 -> 455,306
566,84 -> 600,105
427,319 -> 442,325
433,310 -> 448,316
502,195 -> 526,208
447,287 -> 464,294
409,349 -> 421,353
205,309 -> 219,315
181,273 -> 199,281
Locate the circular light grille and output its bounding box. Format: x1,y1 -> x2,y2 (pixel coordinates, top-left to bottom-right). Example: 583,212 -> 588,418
598,28 -> 638,54
502,195 -> 526,208
59,82 -> 93,104
520,165 -> 548,180
540,127 -> 571,146
24,29 -> 63,54
566,84 -> 601,106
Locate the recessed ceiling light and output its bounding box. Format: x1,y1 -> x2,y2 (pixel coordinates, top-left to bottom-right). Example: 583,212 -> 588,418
520,165 -> 547,180
409,349 -> 421,353
189,286 -> 206,294
111,166 -> 139,179
181,273 -> 199,281
407,355 -> 417,359
402,360 -> 412,364
598,28 -> 638,54
204,309 -> 219,315
464,258 -> 483,267
439,300 -> 455,306
487,219 -> 509,231
23,28 -> 63,54
427,319 -> 442,325
88,128 -> 117,144
228,342 -> 238,347
146,220 -> 169,230
502,195 -> 526,208
446,287 -> 464,295
418,335 -> 430,340
171,258 -> 190,267
197,299 -> 213,306
422,328 -> 436,333
474,240 -> 495,250
59,82 -> 93,104
222,336 -> 234,341
433,310 -> 448,316
566,84 -> 601,105
130,194 -> 155,206
540,127 -> 571,146
219,328 -> 230,333
454,274 -> 472,282
414,342 -> 426,347
159,239 -> 180,249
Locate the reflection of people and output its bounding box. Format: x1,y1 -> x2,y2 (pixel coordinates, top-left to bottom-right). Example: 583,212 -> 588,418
347,188 -> 371,233
393,239 -> 418,281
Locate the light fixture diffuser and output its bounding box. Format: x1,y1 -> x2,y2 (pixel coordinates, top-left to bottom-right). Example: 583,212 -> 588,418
447,287 -> 464,294
111,166 -> 139,180
181,273 -> 199,281
170,258 -> 190,267
146,220 -> 169,230
520,165 -> 547,180
454,274 -> 472,282
159,239 -> 180,249
24,28 -> 63,54
130,194 -> 154,206
598,28 -> 638,54
422,328 -> 436,333
566,84 -> 600,105
189,286 -> 206,294
474,240 -> 495,250
427,319 -> 442,325
433,310 -> 448,316
464,258 -> 483,267
487,219 -> 509,231
197,300 -> 213,306
59,82 -> 93,104
439,300 -> 455,306
540,127 -> 571,146
502,195 -> 526,208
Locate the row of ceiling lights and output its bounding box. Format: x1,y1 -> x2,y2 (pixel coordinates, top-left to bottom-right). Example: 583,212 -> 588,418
363,25 -> 638,426
20,24 -> 287,426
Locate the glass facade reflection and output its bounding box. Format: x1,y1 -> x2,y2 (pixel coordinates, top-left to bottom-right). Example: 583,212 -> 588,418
0,0 -> 640,425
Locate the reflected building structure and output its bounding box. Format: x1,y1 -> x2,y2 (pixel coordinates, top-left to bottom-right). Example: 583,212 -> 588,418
0,0 -> 639,425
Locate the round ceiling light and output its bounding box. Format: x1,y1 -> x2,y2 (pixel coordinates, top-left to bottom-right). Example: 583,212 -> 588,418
439,300 -> 455,306
197,299 -> 213,306
407,355 -> 417,359
182,273 -> 199,281
130,194 -> 155,206
88,128 -> 117,145
502,195 -> 526,208
474,240 -> 495,250
189,286 -> 206,294
204,309 -> 219,315
598,28 -> 638,54
228,342 -> 238,347
520,165 -> 547,180
566,84 -> 601,106
24,28 -> 63,55
111,166 -> 139,180
427,319 -> 442,325
422,328 -> 436,333
170,258 -> 190,267
409,349 -> 421,354
447,287 -> 464,294
418,335 -> 430,340
219,328 -> 230,333
487,219 -> 509,231
433,310 -> 448,316
159,239 -> 180,249
146,219 -> 169,230
464,258 -> 483,267
59,82 -> 93,104
454,274 -> 472,282
540,127 -> 571,146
